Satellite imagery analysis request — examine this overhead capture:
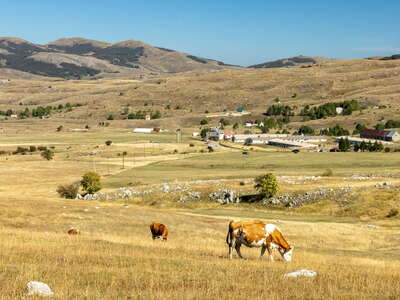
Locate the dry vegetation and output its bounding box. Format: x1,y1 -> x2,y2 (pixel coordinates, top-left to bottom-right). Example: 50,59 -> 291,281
1,60 -> 400,298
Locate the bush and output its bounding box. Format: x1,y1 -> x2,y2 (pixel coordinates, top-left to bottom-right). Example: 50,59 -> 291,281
81,172 -> 101,194
56,125 -> 63,132
386,209 -> 399,218
200,119 -> 208,125
38,146 -> 47,151
29,145 -> 37,152
189,143 -> 195,147
41,149 -> 54,160
57,183 -> 79,199
105,140 -> 112,146
322,168 -> 333,177
384,147 -> 391,153
107,114 -> 114,120
254,173 -> 279,199
13,146 -> 28,155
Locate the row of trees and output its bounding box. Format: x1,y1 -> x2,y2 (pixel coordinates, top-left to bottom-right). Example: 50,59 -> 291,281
338,138 -> 384,152
1,103 -> 83,119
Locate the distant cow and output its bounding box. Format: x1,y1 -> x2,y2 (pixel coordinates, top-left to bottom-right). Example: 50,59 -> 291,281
67,228 -> 80,235
150,222 -> 168,241
226,220 -> 293,261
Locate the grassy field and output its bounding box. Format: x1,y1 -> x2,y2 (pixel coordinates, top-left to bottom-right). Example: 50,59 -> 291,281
1,130 -> 400,298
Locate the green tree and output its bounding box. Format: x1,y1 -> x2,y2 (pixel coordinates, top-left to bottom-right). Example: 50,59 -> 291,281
338,138 -> 350,152
200,119 -> 208,125
81,172 -> 101,194
254,173 -> 279,199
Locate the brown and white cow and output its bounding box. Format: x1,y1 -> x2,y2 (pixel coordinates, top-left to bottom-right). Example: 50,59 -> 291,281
226,220 -> 293,261
150,222 -> 168,241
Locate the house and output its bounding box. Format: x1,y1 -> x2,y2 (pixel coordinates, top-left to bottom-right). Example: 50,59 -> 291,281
224,130 -> 234,140
205,127 -> 224,141
10,114 -> 18,119
336,107 -> 343,114
360,129 -> 400,142
145,114 -> 151,121
192,132 -> 200,137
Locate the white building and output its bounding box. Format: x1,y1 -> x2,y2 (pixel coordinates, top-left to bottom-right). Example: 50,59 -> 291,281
133,128 -> 153,133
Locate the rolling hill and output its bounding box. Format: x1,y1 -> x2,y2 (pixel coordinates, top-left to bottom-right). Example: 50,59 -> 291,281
0,37 -> 238,79
249,55 -> 333,69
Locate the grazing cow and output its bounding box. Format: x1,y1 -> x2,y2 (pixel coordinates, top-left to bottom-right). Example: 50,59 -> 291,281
226,220 -> 293,261
67,228 -> 80,235
150,222 -> 168,241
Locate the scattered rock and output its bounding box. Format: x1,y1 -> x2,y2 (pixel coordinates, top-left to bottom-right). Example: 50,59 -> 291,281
27,281 -> 54,296
284,270 -> 317,278
363,224 -> 379,230
209,189 -> 240,204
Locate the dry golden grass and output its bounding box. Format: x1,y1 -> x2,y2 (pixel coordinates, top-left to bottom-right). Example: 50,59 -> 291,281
1,130 -> 400,298
1,58 -> 400,132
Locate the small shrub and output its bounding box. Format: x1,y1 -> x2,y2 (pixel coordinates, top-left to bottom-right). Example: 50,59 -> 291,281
189,143 -> 195,147
173,149 -> 178,154
81,172 -> 101,194
107,115 -> 114,120
239,181 -> 246,186
57,183 -> 79,199
208,146 -> 214,152
254,173 -> 279,199
384,147 -> 391,153
386,209 -> 399,218
200,119 -> 208,125
41,149 -> 54,161
322,168 -> 333,177
38,146 -> 47,151
56,125 -> 63,132
105,140 -> 112,146
29,145 -> 37,152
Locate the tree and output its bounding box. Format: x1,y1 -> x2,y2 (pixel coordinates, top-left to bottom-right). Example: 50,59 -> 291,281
298,125 -> 314,135
105,140 -> 112,146
338,138 -> 350,152
233,123 -> 239,130
81,172 -> 101,194
200,119 -> 208,125
41,149 -> 54,161
57,182 -> 80,199
107,114 -> 114,120
254,173 -> 279,199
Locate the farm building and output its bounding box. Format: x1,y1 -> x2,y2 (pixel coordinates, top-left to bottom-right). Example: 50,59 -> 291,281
205,128 -> 224,141
336,136 -> 392,145
133,128 -> 154,133
268,139 -> 318,148
223,130 -> 234,140
145,114 -> 151,121
360,129 -> 400,142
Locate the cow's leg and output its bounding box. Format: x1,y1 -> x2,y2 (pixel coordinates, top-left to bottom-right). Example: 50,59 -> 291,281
260,245 -> 267,260
235,241 -> 244,259
228,241 -> 233,259
266,244 -> 274,261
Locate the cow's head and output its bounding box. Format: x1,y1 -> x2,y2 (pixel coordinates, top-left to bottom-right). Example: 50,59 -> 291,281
282,246 -> 294,262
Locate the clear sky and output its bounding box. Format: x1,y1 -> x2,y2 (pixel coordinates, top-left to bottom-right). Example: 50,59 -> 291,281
1,0 -> 399,66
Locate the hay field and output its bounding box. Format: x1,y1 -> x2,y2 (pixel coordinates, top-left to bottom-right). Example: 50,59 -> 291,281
0,130 -> 400,299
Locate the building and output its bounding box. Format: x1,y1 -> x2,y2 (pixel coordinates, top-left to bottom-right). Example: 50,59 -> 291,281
268,139 -> 318,148
360,129 -> 400,142
145,114 -> 151,121
223,130 -> 234,140
336,136 -> 392,145
133,128 -> 154,133
205,127 -> 224,141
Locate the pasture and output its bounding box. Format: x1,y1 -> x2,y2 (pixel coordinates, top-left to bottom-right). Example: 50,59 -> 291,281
0,130 -> 400,299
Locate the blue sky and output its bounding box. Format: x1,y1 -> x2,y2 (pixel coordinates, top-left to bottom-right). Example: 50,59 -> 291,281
1,0 -> 399,66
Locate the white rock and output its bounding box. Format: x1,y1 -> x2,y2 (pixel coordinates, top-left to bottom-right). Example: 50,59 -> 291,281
284,269 -> 317,278
27,281 -> 54,296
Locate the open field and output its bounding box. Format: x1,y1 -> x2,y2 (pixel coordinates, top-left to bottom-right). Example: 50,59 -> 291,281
0,129 -> 400,298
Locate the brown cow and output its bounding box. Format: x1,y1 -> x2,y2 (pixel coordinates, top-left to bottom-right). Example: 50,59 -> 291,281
67,228 -> 80,235
150,222 -> 168,241
226,220 -> 293,261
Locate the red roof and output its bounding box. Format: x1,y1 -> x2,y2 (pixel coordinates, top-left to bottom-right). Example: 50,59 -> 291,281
361,129 -> 390,137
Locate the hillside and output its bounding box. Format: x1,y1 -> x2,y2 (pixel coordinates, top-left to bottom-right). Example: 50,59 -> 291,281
1,57 -> 400,134
249,55 -> 333,68
0,37 -> 237,79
